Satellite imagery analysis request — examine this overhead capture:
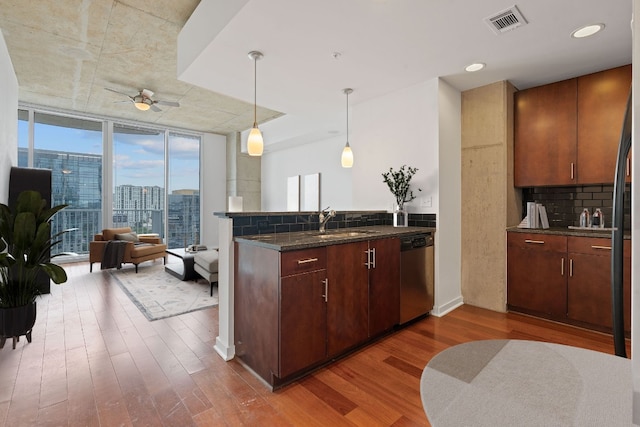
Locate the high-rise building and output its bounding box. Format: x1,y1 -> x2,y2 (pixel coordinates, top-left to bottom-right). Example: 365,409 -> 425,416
167,190 -> 200,249
21,148 -> 103,256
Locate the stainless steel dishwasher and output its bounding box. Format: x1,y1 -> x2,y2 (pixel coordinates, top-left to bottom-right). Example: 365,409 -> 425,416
400,233 -> 434,324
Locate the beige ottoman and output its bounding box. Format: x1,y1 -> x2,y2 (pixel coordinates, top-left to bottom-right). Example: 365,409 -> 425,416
194,249 -> 219,296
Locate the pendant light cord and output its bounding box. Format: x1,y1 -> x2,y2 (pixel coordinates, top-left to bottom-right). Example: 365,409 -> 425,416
253,56 -> 258,128
346,90 -> 349,144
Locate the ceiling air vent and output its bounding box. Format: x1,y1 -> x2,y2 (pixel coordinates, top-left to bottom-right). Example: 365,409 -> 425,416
484,5 -> 528,35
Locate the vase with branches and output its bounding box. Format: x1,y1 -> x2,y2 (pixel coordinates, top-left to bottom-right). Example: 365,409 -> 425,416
382,165 -> 421,227
382,165 -> 421,210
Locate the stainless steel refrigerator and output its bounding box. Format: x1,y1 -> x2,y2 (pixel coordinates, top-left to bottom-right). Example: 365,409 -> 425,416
611,91 -> 632,358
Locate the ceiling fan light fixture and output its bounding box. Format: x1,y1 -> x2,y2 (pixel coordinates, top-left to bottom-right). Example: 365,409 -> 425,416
133,95 -> 151,111
247,50 -> 264,156
571,23 -> 604,38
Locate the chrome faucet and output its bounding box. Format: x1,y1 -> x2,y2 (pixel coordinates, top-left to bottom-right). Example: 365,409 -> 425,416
318,207 -> 336,233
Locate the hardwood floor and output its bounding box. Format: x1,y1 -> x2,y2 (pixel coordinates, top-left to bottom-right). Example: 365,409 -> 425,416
0,261 -> 630,426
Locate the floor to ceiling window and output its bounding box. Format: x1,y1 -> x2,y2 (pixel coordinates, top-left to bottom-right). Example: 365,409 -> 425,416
113,124 -> 165,239
17,107 -> 202,257
18,111 -> 103,256
167,132 -> 201,249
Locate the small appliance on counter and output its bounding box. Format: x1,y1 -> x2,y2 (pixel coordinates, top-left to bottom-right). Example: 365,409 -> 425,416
592,208 -> 604,228
579,208 -> 590,228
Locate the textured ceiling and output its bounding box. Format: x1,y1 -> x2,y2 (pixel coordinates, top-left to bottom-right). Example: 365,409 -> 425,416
0,0 -> 282,135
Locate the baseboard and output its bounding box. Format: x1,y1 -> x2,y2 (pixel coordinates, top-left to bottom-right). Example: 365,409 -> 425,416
214,336 -> 235,361
430,296 -> 464,317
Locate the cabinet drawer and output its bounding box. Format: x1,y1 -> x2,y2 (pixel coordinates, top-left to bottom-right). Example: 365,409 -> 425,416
507,232 -> 567,252
281,247 -> 327,276
568,236 -> 630,255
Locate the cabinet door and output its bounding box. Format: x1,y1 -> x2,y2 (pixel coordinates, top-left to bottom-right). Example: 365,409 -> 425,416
567,237 -> 631,333
577,65 -> 632,184
567,252 -> 611,328
514,78 -> 577,186
507,233 -> 567,317
280,270 -> 327,378
326,242 -> 369,357
368,238 -> 400,336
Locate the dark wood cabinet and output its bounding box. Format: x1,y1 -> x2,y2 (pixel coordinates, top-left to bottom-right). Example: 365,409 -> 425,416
507,232 -> 567,317
514,64 -> 631,187
325,237 -> 401,357
567,237 -> 631,333
368,238 -> 401,337
507,232 -> 631,334
515,79 -> 577,187
280,269 -> 327,378
577,65 -> 632,184
235,235 -> 402,387
326,242 -> 369,357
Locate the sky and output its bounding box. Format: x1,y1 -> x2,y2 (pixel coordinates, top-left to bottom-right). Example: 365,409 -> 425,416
18,118 -> 200,192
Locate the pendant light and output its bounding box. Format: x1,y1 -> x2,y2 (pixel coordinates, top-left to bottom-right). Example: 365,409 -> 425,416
247,51 -> 264,156
341,88 -> 354,168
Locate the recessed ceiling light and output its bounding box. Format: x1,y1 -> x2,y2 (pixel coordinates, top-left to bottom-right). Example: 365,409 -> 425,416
571,23 -> 605,38
465,63 -> 485,72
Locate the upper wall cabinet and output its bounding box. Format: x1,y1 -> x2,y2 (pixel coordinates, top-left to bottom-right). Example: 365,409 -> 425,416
577,65 -> 632,184
514,64 -> 631,187
515,78 -> 577,186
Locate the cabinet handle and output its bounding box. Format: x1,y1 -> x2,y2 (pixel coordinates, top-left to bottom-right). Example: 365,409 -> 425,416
525,239 -> 545,244
561,258 -> 565,276
570,162 -> 575,180
297,258 -> 318,264
627,158 -> 631,177
569,259 -> 573,277
371,247 -> 376,269
364,249 -> 371,268
591,245 -> 612,250
322,279 -> 328,302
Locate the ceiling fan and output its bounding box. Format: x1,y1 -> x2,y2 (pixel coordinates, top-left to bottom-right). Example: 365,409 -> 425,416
104,87 -> 180,112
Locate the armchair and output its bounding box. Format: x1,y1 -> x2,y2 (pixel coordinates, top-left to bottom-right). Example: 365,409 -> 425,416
89,227 -> 167,272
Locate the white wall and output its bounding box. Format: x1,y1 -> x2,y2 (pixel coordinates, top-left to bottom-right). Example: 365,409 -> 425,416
0,30 -> 18,204
261,135 -> 352,211
201,132 -> 227,247
434,79 -> 463,315
352,80 -> 439,214
262,79 -> 441,214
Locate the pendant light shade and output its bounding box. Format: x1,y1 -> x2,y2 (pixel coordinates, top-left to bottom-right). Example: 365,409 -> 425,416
341,88 -> 354,168
247,51 -> 264,156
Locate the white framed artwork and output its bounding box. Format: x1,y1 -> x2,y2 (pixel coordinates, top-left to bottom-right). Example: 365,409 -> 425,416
286,175 -> 300,211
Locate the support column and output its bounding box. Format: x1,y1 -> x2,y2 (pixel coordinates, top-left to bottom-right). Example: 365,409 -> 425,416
214,216 -> 235,360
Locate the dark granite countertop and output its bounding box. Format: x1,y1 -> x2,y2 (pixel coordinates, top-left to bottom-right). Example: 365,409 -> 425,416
234,225 -> 436,251
215,210 -> 387,218
507,226 -> 631,239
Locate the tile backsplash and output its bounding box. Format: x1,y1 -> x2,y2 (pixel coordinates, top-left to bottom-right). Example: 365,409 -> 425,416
522,184 -> 631,229
227,211 -> 437,236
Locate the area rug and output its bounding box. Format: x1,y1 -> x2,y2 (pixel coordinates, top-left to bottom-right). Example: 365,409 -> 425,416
110,264 -> 218,321
420,339 -> 631,426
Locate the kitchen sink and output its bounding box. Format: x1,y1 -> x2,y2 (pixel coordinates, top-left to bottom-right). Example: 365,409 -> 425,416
305,229 -> 378,239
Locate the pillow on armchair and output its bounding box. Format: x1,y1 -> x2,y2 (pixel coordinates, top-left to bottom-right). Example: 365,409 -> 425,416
114,231 -> 140,243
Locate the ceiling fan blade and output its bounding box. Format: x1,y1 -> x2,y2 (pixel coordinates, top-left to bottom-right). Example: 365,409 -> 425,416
150,104 -> 162,112
104,87 -> 132,98
155,100 -> 180,107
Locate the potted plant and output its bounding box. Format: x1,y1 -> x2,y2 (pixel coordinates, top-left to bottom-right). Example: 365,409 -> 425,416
382,165 -> 421,227
0,190 -> 69,349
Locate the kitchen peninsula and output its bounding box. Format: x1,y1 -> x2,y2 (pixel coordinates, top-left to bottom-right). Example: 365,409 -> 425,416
221,211 -> 435,388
